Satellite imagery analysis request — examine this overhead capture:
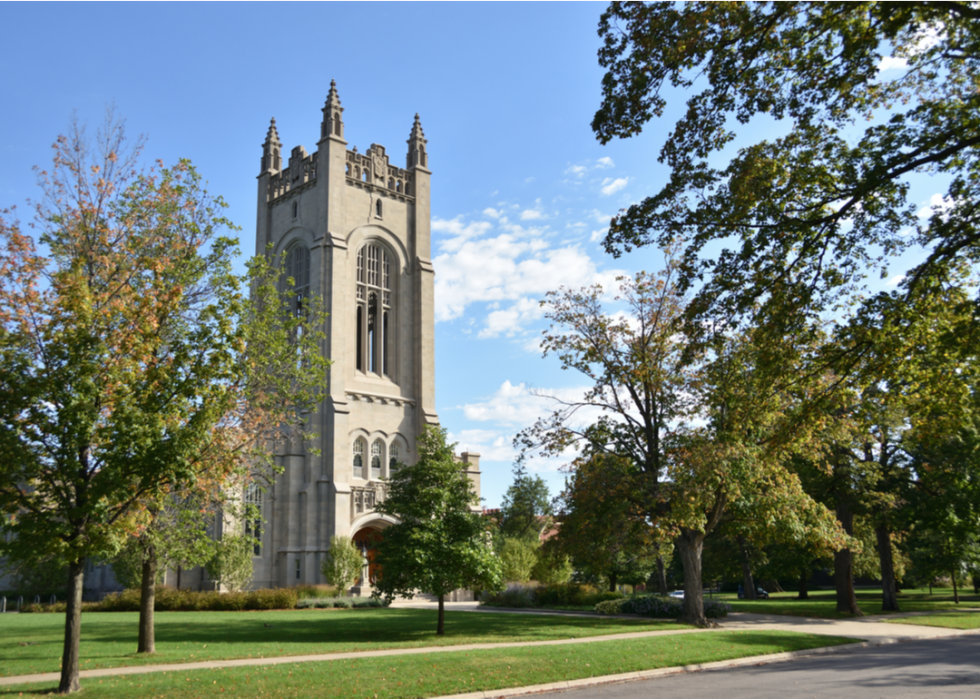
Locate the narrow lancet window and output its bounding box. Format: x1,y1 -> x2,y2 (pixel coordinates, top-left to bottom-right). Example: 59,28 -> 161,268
356,243 -> 393,379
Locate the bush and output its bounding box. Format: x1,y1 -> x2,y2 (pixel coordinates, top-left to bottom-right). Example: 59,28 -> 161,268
352,597 -> 386,608
534,582 -> 597,606
480,585 -> 536,608
595,594 -> 731,619
291,584 -> 338,599
333,597 -> 353,608
88,586 -> 300,612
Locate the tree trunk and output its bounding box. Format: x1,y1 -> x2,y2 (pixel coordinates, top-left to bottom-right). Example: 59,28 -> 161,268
875,523 -> 900,612
437,593 -> 445,636
737,536 -> 756,600
951,569 -> 959,604
677,529 -> 708,627
798,570 -> 809,600
58,558 -> 85,694
833,501 -> 862,615
138,545 -> 157,654
608,572 -> 618,593
655,555 -> 668,595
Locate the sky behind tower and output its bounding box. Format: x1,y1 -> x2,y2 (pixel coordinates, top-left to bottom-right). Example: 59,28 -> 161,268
0,2 -> 943,507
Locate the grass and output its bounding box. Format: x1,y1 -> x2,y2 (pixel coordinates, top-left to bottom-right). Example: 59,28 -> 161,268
0,608 -> 683,679
883,610 -> 980,630
714,587 -> 980,619
0,630 -> 857,697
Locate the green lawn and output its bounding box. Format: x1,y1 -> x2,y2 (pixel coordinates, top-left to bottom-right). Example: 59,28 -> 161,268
0,608 -> 683,678
883,610 -> 980,630
714,588 -> 980,619
0,630 -> 856,698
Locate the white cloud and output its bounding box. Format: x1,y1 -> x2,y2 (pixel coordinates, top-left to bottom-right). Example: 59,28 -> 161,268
564,164 -> 587,177
588,209 -> 613,225
885,275 -> 906,286
600,177 -> 629,196
479,297 -> 545,338
432,216 -> 493,253
520,209 -> 545,221
877,55 -> 908,71
595,156 -> 614,169
590,227 -> 608,243
917,192 -> 955,220
483,207 -> 502,219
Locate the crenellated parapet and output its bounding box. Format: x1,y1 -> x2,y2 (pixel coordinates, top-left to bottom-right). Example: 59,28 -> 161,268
345,144 -> 415,201
268,147 -> 318,203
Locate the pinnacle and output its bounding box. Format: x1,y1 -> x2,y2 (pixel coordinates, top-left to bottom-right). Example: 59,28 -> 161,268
264,117 -> 281,145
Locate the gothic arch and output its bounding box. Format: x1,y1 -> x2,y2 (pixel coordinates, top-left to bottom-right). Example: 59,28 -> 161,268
346,224 -> 409,272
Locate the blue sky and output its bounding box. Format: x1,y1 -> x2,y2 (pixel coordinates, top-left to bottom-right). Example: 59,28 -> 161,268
0,2 -> 946,508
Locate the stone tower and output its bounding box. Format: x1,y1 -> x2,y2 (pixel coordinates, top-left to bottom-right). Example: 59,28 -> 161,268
249,82 -> 481,589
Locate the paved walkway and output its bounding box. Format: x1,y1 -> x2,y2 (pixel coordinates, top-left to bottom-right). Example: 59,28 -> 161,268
1,606 -> 977,690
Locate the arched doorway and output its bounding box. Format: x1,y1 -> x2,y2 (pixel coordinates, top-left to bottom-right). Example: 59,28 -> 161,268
351,526 -> 384,585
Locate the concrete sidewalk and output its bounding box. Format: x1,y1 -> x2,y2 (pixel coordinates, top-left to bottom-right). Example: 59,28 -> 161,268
1,607 -> 977,689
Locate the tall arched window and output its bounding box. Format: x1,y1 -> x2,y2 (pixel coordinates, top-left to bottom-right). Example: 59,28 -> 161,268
356,243 -> 392,377
284,244 -> 310,317
353,438 -> 365,479
244,484 -> 263,556
389,441 -> 400,473
371,439 -> 383,479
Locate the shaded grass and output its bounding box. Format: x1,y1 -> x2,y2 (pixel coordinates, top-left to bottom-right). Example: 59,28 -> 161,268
717,588 -> 980,619
0,630 -> 856,697
883,610 -> 980,630
0,608 -> 682,678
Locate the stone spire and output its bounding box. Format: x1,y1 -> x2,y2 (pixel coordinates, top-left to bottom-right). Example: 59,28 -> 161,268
406,113 -> 428,169
321,79 -> 345,141
261,117 -> 282,173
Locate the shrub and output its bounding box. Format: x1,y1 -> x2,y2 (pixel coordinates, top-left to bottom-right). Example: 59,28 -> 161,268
333,597 -> 353,608
320,536 -> 363,594
534,582 -> 599,606
352,597 -> 386,608
499,538 -> 538,583
480,585 -> 535,608
291,584 -> 338,599
595,594 -> 731,619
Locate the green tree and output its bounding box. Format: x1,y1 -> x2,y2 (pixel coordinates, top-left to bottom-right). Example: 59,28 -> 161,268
548,448 -> 658,593
592,2 -> 980,341
373,426 -> 503,635
498,463 -> 552,542
519,262 -> 845,625
205,533 -> 255,592
0,115 -> 327,692
499,538 -> 538,583
320,535 -> 363,595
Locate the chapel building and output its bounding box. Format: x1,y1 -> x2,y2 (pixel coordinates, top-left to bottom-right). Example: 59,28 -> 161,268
246,82 -> 481,590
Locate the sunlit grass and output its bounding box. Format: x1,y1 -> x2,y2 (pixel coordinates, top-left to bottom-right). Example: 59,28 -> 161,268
714,587 -> 980,619
0,608 -> 683,678
0,630 -> 856,698
883,610 -> 980,630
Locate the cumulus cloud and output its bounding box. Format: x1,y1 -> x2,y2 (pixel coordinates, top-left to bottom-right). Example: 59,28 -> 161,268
885,274 -> 906,286
564,164 -> 587,177
590,227 -> 608,243
917,193 -> 955,220
432,216 -> 493,253
520,209 -> 545,221
595,156 -> 614,169
600,177 -> 629,196
479,297 -> 545,338
483,207 -> 503,219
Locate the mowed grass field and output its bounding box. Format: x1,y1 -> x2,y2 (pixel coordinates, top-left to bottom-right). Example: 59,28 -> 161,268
0,608 -> 684,678
716,587 -> 980,619
0,630 -> 857,698
883,610 -> 980,630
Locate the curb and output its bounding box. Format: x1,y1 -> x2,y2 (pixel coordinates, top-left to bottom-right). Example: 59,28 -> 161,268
430,627 -> 980,699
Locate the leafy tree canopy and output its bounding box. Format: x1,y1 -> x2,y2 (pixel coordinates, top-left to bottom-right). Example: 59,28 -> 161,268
593,1 -> 980,335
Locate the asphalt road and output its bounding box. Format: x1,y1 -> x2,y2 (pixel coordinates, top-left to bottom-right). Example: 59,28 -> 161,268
540,635 -> 980,698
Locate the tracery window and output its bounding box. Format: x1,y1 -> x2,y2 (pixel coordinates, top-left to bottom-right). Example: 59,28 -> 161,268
389,442 -> 400,473
356,243 -> 392,377
284,244 -> 310,317
353,438 -> 365,479
244,484 -> 263,556
371,439 -> 383,479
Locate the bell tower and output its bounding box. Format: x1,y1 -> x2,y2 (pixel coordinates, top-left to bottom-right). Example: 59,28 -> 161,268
248,83 -> 476,590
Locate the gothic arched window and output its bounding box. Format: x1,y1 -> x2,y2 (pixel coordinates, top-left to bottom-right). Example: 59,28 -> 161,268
244,484 -> 263,556
353,438 -> 365,479
356,243 -> 393,377
371,439 -> 383,479
284,244 -> 310,317
389,441 -> 400,473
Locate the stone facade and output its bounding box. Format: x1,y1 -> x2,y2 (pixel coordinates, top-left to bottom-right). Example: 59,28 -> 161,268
248,82 -> 481,590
